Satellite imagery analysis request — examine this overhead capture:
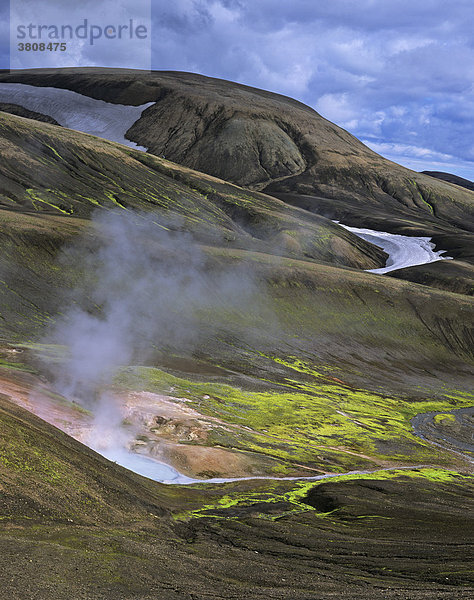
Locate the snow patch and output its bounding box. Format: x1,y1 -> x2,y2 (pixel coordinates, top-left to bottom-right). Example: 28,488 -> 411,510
335,222 -> 452,273
0,83 -> 154,150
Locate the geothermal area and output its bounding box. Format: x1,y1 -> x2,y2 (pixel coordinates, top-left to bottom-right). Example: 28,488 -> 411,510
0,69 -> 472,599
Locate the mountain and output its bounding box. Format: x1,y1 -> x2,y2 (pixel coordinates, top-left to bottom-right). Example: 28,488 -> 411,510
421,170 -> 474,192
0,68 -> 473,599
1,68 -> 472,232
1,67 -> 473,295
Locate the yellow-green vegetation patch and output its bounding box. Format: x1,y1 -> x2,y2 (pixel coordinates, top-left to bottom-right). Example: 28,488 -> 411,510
0,422 -> 66,484
0,405 -> 86,489
173,479 -> 321,521
304,467 -> 470,486
115,356 -> 473,472
174,468 -> 470,521
0,358 -> 37,373
433,413 -> 456,425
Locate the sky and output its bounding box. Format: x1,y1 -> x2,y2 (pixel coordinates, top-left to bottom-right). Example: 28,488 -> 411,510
1,0 -> 473,180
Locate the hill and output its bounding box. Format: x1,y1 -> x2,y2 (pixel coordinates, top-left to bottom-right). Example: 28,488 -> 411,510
0,68 -> 472,599
422,171 -> 474,192
0,69 -> 472,232
1,67 -> 473,296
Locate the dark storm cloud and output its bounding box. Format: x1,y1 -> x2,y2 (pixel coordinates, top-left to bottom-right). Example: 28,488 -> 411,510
151,0 -> 474,178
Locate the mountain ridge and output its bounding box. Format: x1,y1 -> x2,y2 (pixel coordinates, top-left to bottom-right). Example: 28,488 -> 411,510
1,68 -> 472,235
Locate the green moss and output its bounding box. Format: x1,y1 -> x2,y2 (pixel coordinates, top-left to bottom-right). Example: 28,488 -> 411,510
433,413 -> 456,425
0,358 -> 37,373
43,143 -> 64,161
305,467 -> 469,486
25,189 -> 72,214
114,358 -> 473,472
408,179 -> 434,214
0,437 -> 65,483
173,480 -> 319,521
174,468 -> 471,521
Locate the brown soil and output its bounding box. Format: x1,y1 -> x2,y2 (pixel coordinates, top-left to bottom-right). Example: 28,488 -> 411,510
0,370 -> 309,479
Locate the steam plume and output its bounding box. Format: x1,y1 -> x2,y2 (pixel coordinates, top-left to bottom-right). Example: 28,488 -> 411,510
47,209 -> 263,404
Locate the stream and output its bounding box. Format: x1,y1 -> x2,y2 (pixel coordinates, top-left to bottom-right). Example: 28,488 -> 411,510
101,414 -> 473,486
102,445 -> 434,486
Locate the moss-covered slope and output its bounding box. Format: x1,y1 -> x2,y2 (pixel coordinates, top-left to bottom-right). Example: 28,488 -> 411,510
0,110 -> 385,269
0,110 -> 472,392
1,394 -> 473,599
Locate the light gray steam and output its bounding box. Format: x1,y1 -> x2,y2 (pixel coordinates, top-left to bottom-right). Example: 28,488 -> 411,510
36,208 -> 275,481
47,209 -> 264,403
39,209 -> 269,479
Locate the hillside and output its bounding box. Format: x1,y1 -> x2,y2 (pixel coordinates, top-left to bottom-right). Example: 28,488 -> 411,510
0,69 -> 471,230
1,392 -> 473,600
0,111 -> 472,387
1,67 -> 472,295
422,171 -> 474,192
0,68 -> 473,599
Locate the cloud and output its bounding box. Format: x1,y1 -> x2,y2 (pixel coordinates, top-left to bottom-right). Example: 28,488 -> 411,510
362,140 -> 474,180
0,1 -> 9,68
9,0 -> 151,69
2,0 -> 472,179
149,0 -> 474,179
